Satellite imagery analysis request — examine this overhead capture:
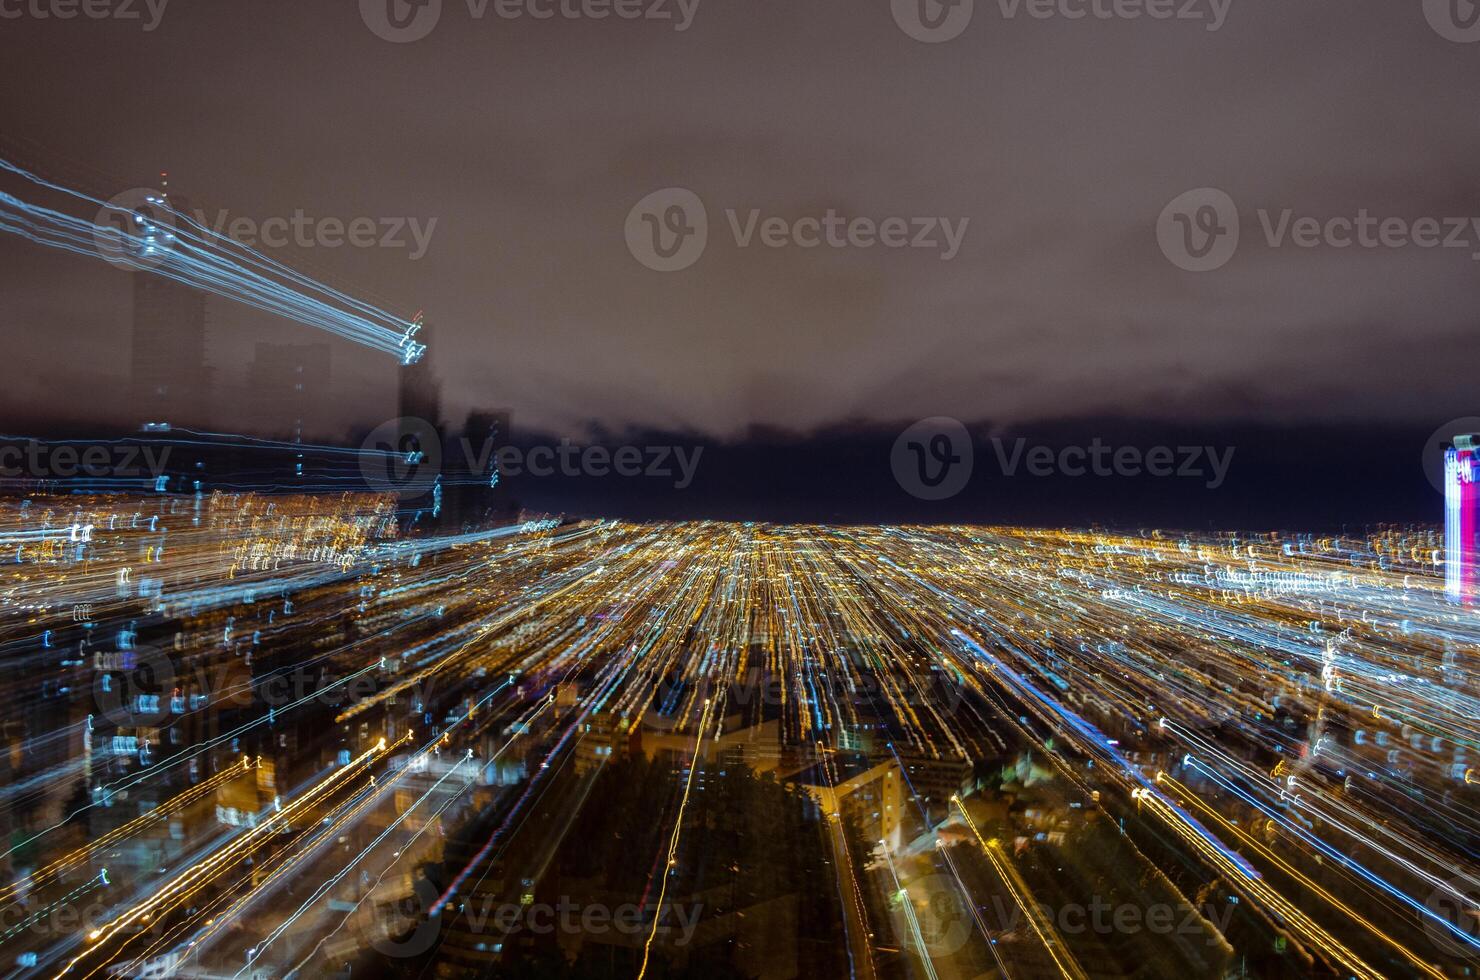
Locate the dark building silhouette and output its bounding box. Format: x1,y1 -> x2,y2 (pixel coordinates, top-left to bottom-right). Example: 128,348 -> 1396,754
130,175 -> 212,427
439,409 -> 517,528
399,318 -> 441,430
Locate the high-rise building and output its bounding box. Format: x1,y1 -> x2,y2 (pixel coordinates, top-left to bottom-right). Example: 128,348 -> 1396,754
130,174 -> 212,426
433,409 -> 516,528
246,342 -> 331,442
393,316 -> 444,521
1444,435 -> 1479,605
462,409 -> 509,478
462,410 -> 507,457
398,315 -> 440,429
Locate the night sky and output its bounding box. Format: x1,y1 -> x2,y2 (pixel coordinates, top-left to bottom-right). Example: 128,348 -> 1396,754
1,0 -> 1477,523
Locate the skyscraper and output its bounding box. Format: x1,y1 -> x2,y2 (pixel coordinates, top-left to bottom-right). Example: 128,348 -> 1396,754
462,409 -> 509,470
398,314 -> 440,429
395,315 -> 443,521
130,174 -> 212,427
1444,434 -> 1478,605
443,408 -> 515,526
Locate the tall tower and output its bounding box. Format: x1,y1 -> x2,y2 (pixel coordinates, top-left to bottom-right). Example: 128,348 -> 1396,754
397,313 -> 440,428
1444,435 -> 1478,605
130,172 -> 211,427
395,314 -> 443,521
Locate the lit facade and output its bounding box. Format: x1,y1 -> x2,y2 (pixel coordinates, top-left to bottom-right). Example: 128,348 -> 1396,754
1444,435 -> 1479,604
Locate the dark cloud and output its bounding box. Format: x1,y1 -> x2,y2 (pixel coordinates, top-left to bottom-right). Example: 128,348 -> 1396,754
1,0 -> 1477,441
